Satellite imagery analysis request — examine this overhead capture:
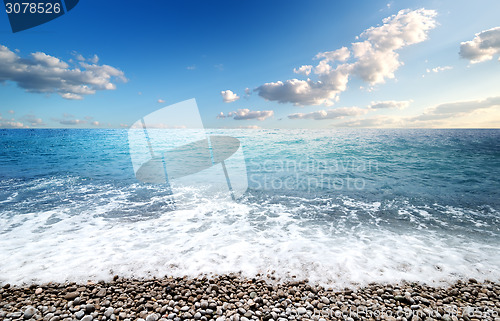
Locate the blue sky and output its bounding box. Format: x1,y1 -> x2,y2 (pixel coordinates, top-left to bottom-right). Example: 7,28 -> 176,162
1,0 -> 500,128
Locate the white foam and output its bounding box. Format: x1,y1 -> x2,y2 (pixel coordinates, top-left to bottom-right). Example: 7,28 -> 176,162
0,188 -> 499,289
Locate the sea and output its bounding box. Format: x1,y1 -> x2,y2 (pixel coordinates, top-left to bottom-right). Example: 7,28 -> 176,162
0,128 -> 499,288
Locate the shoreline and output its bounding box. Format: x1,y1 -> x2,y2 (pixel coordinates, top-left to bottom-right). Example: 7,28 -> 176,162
1,275 -> 499,321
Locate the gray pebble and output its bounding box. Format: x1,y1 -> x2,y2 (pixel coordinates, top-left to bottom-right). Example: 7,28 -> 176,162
74,310 -> 85,320
146,313 -> 159,321
23,306 -> 37,319
104,308 -> 114,318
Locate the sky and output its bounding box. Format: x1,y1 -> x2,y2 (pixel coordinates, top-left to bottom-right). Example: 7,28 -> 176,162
0,0 -> 500,129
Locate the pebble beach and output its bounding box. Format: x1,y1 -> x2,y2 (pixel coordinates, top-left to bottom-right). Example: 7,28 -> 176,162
1,275 -> 499,321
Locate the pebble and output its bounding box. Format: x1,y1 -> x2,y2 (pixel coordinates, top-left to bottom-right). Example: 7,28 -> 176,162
85,304 -> 95,313
75,310 -> 85,320
96,288 -> 106,297
23,306 -> 37,319
146,314 -> 159,321
64,292 -> 79,300
0,277 -> 497,321
104,307 -> 114,318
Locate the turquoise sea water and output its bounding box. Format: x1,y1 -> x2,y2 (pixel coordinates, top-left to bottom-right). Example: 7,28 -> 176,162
0,129 -> 499,287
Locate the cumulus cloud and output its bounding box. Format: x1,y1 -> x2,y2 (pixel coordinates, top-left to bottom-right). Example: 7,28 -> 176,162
255,9 -> 437,106
187,65 -> 196,70
293,65 -> 313,76
336,96 -> 500,127
91,121 -> 100,126
459,27 -> 500,63
368,100 -> 411,109
0,44 -> 127,100
314,47 -> 350,62
352,8 -> 437,84
221,90 -> 240,103
256,65 -> 351,106
7,110 -> 14,114
288,107 -> 368,120
218,109 -> 274,121
157,99 -> 165,103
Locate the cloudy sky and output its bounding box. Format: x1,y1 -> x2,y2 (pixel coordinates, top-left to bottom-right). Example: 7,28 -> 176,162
1,0 -> 499,128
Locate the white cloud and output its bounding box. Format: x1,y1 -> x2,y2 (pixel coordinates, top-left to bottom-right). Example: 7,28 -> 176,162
221,90 -> 240,103
352,8 -> 437,85
426,66 -> 452,73
187,65 -> 196,70
74,53 -> 85,61
0,44 -> 127,100
411,96 -> 500,122
89,54 -> 99,64
460,27 -> 500,63
157,99 -> 165,103
219,109 -> 274,121
7,110 -> 14,114
293,65 -> 313,76
368,100 -> 411,109
288,107 -> 368,120
0,121 -> 28,128
91,121 -> 100,126
336,96 -> 500,127
61,93 -> 83,100
256,65 -> 351,106
255,9 -> 437,106
314,47 -> 350,62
